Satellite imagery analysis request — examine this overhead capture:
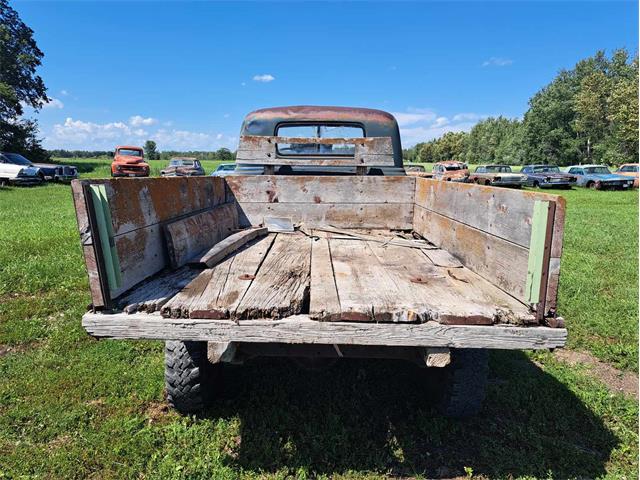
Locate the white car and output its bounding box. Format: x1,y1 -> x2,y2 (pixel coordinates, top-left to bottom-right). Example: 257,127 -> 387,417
0,152 -> 43,186
210,163 -> 236,177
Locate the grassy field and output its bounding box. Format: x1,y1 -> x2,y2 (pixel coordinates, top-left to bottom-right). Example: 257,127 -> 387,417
0,158 -> 637,479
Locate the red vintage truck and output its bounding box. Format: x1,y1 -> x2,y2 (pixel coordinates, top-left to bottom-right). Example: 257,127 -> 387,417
72,106 -> 567,417
110,145 -> 150,177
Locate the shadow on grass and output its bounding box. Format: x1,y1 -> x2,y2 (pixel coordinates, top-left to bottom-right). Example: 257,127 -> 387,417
200,350 -> 616,478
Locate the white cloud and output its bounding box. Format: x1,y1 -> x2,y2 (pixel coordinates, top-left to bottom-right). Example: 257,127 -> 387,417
482,57 -> 513,67
129,115 -> 158,126
391,108 -> 490,147
60,89 -> 69,96
42,97 -> 64,109
252,74 -> 275,83
45,116 -> 238,151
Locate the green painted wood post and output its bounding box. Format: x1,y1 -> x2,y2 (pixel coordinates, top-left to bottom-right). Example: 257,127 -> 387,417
525,200 -> 550,304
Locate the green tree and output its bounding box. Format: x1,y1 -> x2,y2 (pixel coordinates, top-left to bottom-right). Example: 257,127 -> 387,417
215,147 -> 234,161
522,48 -> 637,166
144,140 -> 159,160
0,0 -> 49,161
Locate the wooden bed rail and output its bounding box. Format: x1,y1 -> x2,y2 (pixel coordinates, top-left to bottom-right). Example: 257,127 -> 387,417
235,135 -> 394,167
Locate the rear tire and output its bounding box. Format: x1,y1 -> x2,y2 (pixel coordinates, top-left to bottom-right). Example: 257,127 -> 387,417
165,341 -> 219,414
436,349 -> 489,417
533,181 -> 540,188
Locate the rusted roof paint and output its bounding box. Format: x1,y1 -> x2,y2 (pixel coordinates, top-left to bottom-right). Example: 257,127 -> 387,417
244,105 -> 397,125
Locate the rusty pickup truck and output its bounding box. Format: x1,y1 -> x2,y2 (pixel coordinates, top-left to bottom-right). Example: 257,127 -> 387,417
72,106 -> 567,417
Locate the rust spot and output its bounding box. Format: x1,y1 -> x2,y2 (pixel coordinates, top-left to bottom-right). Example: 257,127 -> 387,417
313,195 -> 322,203
238,274 -> 255,280
266,190 -> 279,203
410,276 -> 430,284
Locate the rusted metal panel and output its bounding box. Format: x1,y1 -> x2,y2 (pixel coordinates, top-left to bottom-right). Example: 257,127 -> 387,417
236,135 -> 394,166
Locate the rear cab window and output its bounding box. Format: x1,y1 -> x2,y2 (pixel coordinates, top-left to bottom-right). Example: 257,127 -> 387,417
276,124 -> 364,156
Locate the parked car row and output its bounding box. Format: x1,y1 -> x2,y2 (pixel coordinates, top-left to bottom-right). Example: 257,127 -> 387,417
404,161 -> 638,190
0,152 -> 78,187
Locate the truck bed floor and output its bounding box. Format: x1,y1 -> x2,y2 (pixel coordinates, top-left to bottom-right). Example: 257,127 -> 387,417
142,231 -> 534,325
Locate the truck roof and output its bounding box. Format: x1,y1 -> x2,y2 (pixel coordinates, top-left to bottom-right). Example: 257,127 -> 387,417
115,146 -> 143,151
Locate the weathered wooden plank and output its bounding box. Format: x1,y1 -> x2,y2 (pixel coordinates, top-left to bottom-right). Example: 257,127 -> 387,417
188,234 -> 277,319
161,268 -> 218,318
421,248 -> 464,268
71,180 -> 106,307
413,205 -> 529,302
117,266 -> 201,313
545,195 -> 566,315
414,178 -> 564,249
236,135 -> 394,165
163,203 -> 238,269
234,234 -> 312,319
95,176 -> 226,237
236,202 -> 414,230
111,225 -> 166,298
225,175 -> 415,205
329,238 -> 412,322
82,313 -> 568,350
309,238 -> 341,321
193,227 -> 268,267
366,242 -> 533,325
312,225 -> 435,249
235,152 -> 395,166
525,200 -> 551,304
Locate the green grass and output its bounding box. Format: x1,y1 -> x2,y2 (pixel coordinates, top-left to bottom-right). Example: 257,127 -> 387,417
0,165 -> 637,479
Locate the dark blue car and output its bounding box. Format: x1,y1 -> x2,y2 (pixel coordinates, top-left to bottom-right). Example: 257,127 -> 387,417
521,165 -> 576,189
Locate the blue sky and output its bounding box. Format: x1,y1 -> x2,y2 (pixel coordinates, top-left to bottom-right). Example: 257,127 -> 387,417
14,0 -> 638,151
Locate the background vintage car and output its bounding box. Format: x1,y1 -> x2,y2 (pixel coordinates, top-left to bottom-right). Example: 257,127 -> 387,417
566,165 -> 635,190
160,158 -> 205,177
468,165 -> 526,188
0,152 -> 77,182
521,165 -> 576,188
615,163 -> 639,188
432,161 -> 469,182
0,152 -> 43,186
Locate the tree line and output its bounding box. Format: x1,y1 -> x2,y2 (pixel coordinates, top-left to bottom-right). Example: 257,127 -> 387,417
405,49 -> 638,166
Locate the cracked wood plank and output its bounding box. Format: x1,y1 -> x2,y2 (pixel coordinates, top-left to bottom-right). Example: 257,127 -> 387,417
234,233 -> 312,319
309,238 -> 341,321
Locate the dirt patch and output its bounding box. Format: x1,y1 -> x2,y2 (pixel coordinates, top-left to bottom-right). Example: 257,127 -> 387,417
0,341 -> 43,357
144,401 -> 170,424
554,349 -> 638,399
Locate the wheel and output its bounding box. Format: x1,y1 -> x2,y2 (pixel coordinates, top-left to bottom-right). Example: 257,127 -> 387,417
435,349 -> 489,417
533,181 -> 540,188
587,181 -> 600,190
0,178 -> 7,188
484,180 -> 491,186
165,341 -> 219,414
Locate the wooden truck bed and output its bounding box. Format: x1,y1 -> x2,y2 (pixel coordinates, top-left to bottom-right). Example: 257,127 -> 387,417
117,230 -> 532,325
72,175 -> 567,350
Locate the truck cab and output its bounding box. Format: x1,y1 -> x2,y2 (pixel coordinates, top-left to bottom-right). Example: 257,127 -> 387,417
111,146 -> 150,177
236,106 -> 405,176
